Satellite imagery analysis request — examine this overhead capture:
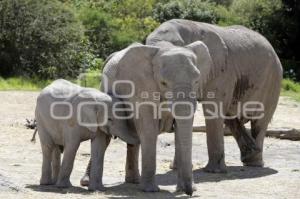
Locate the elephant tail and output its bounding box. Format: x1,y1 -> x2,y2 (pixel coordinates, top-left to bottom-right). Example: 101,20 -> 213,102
25,119 -> 38,143
30,128 -> 38,143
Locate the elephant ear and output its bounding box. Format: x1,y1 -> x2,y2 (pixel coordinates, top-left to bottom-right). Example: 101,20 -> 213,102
198,28 -> 228,77
79,104 -> 100,133
186,41 -> 213,86
103,43 -> 160,98
71,90 -> 109,133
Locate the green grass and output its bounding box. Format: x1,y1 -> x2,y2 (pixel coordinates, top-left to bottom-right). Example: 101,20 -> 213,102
0,70 -> 101,91
0,77 -> 52,91
76,70 -> 101,89
1,76 -> 300,102
281,79 -> 300,101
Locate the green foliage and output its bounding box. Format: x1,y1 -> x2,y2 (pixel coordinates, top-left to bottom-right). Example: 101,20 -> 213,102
0,76 -> 52,90
210,0 -> 233,7
281,79 -> 300,101
0,70 -> 101,91
0,0 -> 88,78
110,17 -> 159,50
230,0 -> 282,33
282,79 -> 300,93
77,69 -> 101,89
79,7 -> 113,57
227,0 -> 300,80
78,0 -> 159,58
153,0 -> 219,24
0,0 -> 299,83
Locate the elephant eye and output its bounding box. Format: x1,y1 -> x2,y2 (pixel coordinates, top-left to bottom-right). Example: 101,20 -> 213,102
160,81 -> 167,87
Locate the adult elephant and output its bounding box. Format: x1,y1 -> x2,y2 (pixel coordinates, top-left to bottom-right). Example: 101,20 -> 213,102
146,19 -> 283,171
98,41 -> 212,195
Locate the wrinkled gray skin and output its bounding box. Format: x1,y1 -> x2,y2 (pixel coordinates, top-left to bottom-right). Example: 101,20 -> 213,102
97,41 -> 211,196
35,79 -> 139,191
146,19 -> 283,171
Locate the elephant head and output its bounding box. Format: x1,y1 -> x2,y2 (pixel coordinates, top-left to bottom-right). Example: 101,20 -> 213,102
71,88 -> 140,145
103,41 -> 213,195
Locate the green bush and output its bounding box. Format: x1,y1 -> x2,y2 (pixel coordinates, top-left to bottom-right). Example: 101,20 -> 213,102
153,0 -> 219,24
281,79 -> 300,101
79,7 -> 113,58
78,1 -> 159,58
282,79 -> 300,92
228,0 -> 300,80
0,0 -> 88,78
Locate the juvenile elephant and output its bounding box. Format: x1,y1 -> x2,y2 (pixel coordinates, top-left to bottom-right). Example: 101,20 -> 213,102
35,79 -> 139,191
146,19 -> 283,171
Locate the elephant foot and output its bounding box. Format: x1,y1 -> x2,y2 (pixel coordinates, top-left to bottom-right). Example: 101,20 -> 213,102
80,174 -> 89,187
241,149 -> 263,166
56,179 -> 72,188
88,184 -> 106,192
125,176 -> 140,184
140,182 -> 160,192
51,177 -> 58,185
40,178 -> 54,186
204,155 -> 227,173
176,181 -> 196,196
242,152 -> 264,167
243,160 -> 264,167
125,169 -> 140,184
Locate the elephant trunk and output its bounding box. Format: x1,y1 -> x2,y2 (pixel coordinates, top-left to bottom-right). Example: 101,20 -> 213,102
172,90 -> 196,195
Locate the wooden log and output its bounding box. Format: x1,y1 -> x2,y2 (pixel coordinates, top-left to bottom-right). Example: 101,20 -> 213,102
192,126 -> 300,141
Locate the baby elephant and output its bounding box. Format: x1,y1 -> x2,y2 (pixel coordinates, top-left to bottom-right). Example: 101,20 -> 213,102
35,79 -> 139,191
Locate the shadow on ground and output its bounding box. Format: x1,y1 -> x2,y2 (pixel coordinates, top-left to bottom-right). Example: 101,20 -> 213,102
156,166 -> 278,185
26,166 -> 277,198
25,184 -> 90,195
26,183 -> 191,198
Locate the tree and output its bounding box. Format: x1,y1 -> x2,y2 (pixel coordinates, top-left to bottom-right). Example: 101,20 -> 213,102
230,0 -> 300,80
153,0 -> 219,24
0,0 -> 87,78
78,0 -> 159,58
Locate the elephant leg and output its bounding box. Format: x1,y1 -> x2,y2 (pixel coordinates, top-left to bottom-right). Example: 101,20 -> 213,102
125,144 -> 140,184
81,135 -> 110,187
80,158 -> 91,187
51,146 -> 61,184
170,149 -> 194,170
225,119 -> 260,164
203,117 -> 227,173
56,142 -> 80,188
40,144 -> 54,185
242,119 -> 269,167
169,150 -> 178,170
140,133 -> 159,192
135,106 -> 160,192
88,132 -> 110,191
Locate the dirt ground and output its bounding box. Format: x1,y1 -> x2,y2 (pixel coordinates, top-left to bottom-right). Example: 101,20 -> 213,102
0,91 -> 299,198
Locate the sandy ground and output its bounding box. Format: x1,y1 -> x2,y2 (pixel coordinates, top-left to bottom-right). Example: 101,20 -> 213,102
0,91 -> 299,198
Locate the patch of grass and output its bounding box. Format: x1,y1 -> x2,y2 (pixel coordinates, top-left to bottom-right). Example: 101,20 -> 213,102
281,79 -> 300,101
0,77 -> 52,91
0,70 -> 101,91
76,70 -> 101,89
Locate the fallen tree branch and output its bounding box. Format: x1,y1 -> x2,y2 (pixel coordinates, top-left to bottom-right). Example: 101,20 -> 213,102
192,126 -> 300,141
